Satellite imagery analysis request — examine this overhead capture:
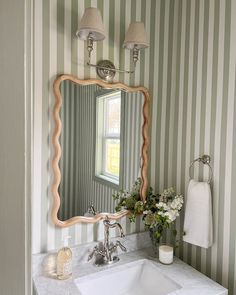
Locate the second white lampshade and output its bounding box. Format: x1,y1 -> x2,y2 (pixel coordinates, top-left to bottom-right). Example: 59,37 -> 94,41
123,22 -> 149,50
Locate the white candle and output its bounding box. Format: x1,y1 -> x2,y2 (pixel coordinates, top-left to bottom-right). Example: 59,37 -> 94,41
159,245 -> 173,264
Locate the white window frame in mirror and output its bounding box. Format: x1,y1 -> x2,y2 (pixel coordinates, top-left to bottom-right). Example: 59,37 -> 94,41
94,90 -> 124,188
52,74 -> 150,227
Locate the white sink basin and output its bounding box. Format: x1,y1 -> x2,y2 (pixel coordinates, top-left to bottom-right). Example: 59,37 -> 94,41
74,259 -> 182,295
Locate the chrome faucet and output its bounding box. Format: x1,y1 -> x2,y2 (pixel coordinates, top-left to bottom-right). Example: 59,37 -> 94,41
88,204 -> 96,215
88,216 -> 127,266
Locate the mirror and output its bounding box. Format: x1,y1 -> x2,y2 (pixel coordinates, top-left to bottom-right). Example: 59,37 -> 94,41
52,75 -> 150,227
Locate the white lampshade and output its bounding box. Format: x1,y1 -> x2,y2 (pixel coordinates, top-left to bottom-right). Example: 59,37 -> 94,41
76,7 -> 106,41
123,22 -> 149,50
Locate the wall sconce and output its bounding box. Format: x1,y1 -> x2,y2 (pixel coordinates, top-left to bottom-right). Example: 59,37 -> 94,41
76,7 -> 149,82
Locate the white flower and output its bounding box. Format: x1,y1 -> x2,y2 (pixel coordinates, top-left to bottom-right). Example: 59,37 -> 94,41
158,211 -> 166,217
165,209 -> 179,223
157,202 -> 170,211
156,202 -> 164,208
143,210 -> 152,215
170,195 -> 184,210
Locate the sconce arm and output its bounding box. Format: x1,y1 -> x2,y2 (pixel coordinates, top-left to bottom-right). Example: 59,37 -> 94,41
87,61 -> 135,74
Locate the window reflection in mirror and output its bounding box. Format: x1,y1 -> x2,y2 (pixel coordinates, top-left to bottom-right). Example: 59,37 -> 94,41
95,90 -> 123,186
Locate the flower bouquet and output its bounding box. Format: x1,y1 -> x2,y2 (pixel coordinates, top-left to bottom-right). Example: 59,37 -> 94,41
113,178 -> 184,249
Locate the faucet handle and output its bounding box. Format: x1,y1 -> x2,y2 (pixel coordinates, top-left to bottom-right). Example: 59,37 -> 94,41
120,231 -> 125,238
88,245 -> 98,261
116,240 -> 127,252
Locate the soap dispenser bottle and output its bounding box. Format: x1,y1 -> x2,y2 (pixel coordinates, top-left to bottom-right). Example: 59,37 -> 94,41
56,236 -> 72,280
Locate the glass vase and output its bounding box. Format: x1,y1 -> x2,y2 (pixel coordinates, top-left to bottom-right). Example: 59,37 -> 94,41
149,227 -> 162,257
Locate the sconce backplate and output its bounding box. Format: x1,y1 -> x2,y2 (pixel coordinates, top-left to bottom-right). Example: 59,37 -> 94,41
96,60 -> 116,82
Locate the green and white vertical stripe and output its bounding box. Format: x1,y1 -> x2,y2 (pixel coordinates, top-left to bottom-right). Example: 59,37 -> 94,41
33,0 -> 236,293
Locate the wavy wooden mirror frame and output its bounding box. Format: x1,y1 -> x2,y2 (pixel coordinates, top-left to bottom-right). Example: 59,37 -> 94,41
52,74 -> 150,227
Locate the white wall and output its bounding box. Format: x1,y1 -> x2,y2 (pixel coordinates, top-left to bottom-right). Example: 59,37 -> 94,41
0,0 -> 31,294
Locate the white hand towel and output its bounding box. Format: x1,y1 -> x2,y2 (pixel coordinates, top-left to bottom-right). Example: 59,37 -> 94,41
183,179 -> 213,248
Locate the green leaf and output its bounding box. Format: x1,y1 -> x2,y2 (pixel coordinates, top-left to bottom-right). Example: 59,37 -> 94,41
129,214 -> 136,223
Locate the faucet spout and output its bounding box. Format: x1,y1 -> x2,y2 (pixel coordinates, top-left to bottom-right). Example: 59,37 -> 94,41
103,217 -> 125,238
115,222 -> 125,238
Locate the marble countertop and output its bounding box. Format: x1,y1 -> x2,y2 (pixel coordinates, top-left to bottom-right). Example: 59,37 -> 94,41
33,246 -> 227,295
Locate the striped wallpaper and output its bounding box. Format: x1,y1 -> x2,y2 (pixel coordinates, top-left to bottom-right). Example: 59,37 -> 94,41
32,0 -> 236,293
58,81 -> 143,219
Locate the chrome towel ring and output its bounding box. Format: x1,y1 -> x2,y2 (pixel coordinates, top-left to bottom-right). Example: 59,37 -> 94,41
189,155 -> 213,184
